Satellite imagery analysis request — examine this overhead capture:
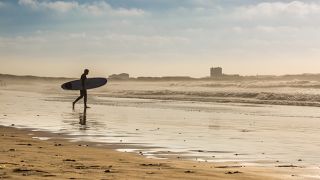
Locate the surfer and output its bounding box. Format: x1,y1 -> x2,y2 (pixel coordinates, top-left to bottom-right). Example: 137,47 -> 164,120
73,69 -> 89,109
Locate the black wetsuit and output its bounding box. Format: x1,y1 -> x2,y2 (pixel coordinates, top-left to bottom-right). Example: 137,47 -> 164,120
80,73 -> 87,96
73,73 -> 88,108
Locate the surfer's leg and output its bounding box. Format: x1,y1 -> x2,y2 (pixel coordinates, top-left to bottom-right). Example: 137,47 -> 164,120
84,91 -> 88,108
74,96 -> 83,104
73,94 -> 84,109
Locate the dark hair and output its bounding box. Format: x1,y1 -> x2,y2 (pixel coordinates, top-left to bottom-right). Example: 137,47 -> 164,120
84,69 -> 89,73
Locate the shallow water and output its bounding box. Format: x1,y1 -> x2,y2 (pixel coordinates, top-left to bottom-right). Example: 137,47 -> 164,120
1,88 -> 320,169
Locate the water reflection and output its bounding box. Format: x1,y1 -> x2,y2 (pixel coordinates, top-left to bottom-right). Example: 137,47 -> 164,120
79,107 -> 86,125
79,107 -> 87,130
62,107 -> 107,132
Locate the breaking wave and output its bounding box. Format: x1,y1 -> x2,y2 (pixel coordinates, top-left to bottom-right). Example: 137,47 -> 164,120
111,90 -> 320,107
201,80 -> 320,89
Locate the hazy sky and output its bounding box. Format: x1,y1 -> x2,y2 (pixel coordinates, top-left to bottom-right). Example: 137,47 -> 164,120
1,0 -> 320,77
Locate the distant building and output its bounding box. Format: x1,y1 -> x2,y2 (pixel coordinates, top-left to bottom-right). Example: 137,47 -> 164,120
210,67 -> 222,77
109,73 -> 130,80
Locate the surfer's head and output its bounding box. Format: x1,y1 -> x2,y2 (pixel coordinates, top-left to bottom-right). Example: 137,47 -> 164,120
84,69 -> 89,75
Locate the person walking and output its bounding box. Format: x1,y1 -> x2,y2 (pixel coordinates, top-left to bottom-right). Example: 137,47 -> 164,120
73,69 -> 89,109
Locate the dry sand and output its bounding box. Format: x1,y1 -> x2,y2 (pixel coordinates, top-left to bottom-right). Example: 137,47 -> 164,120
0,126 -> 305,180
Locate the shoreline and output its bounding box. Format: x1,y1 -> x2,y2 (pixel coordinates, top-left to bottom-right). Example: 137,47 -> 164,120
0,125 -> 310,179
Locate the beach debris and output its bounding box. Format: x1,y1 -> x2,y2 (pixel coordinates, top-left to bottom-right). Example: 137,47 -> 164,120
140,163 -> 162,167
13,168 -> 49,174
225,171 -> 242,174
104,167 -> 117,173
276,165 -> 299,168
63,159 -> 76,162
136,129 -> 139,131
3,115 -> 7,116
184,170 -> 194,173
215,166 -> 243,169
146,172 -> 155,174
240,129 -> 251,132
0,162 -> 19,166
73,165 -> 103,170
14,168 -> 30,172
73,165 -> 89,170
150,128 -> 160,131
234,153 -> 246,156
11,124 -> 14,126
16,143 -> 32,146
54,143 -> 62,146
42,174 -> 57,177
298,159 -> 302,161
78,144 -> 88,147
8,148 -> 16,152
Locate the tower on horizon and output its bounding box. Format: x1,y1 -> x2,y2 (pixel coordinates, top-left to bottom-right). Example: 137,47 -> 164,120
210,67 -> 222,77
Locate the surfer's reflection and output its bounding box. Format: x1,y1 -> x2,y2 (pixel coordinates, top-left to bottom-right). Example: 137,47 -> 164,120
79,107 -> 87,126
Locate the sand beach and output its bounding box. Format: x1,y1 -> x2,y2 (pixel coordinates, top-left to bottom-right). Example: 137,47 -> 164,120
1,78 -> 320,179
0,125 -> 310,180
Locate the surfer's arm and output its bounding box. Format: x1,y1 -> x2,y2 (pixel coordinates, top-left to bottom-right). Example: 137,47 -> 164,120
81,77 -> 86,90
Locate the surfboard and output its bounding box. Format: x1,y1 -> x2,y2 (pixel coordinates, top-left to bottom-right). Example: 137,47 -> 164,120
61,77 -> 107,90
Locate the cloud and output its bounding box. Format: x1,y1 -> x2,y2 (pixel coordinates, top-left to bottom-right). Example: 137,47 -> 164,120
18,0 -> 38,9
232,25 -> 301,33
0,1 -> 6,8
115,7 -> 145,16
102,33 -> 189,46
18,0 -> 145,16
18,0 -> 78,12
68,32 -> 87,39
235,1 -> 320,19
0,35 -> 47,49
44,1 -> 78,12
79,1 -> 145,16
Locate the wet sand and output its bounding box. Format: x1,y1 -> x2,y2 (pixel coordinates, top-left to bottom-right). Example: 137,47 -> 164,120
1,79 -> 320,179
2,126 -> 308,180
